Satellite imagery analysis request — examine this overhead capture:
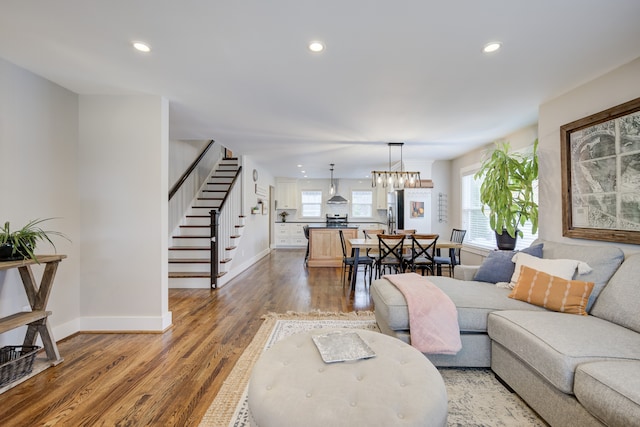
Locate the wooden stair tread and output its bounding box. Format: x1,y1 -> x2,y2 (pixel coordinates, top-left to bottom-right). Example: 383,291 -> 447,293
169,272 -> 210,278
168,258 -> 209,264
169,246 -> 208,250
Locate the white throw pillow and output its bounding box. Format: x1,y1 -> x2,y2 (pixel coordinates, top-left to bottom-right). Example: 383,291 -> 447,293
508,252 -> 592,289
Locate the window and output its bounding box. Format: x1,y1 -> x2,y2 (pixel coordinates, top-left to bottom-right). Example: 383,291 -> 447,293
301,190 -> 322,217
461,168 -> 538,250
351,190 -> 373,218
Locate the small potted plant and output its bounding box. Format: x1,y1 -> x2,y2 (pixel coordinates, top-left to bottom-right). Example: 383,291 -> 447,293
474,139 -> 538,250
279,211 -> 289,223
0,218 -> 70,262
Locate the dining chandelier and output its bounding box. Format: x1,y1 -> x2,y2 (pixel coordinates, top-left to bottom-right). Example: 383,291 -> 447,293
371,142 -> 421,189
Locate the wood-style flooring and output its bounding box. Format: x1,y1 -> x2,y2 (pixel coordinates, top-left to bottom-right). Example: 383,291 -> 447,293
0,249 -> 375,426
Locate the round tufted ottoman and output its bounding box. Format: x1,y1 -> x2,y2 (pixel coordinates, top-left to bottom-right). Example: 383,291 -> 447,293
247,328 -> 448,427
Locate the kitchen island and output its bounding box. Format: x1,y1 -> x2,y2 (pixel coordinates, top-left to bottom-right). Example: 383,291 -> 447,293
307,224 -> 358,267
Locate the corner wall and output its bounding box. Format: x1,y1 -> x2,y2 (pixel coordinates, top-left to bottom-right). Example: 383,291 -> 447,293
78,95 -> 171,330
0,57 -> 81,344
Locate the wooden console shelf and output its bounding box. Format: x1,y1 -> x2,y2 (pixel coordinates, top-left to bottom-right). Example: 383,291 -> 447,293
0,255 -> 66,371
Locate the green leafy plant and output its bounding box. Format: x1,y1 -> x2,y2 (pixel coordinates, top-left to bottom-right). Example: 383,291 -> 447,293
279,211 -> 289,222
474,139 -> 538,240
0,218 -> 70,261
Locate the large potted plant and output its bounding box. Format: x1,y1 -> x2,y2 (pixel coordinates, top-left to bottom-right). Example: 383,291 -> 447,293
0,218 -> 69,262
474,139 -> 538,250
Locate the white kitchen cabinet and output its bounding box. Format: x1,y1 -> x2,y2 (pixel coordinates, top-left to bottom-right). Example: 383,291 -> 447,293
375,184 -> 389,210
274,222 -> 307,247
276,180 -> 298,209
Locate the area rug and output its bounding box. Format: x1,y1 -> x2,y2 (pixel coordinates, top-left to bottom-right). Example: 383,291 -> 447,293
199,311 -> 546,427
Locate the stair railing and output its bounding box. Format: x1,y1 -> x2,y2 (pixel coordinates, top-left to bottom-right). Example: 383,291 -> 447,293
210,166 -> 243,288
168,140 -> 222,235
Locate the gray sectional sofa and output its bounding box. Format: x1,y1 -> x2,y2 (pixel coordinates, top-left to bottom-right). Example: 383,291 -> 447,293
371,240 -> 640,427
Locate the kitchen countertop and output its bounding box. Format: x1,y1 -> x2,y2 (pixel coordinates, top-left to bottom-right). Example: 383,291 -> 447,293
275,221 -> 385,225
306,223 -> 359,229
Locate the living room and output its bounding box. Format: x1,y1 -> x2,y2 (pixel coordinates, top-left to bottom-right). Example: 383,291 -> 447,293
1,2 -> 640,425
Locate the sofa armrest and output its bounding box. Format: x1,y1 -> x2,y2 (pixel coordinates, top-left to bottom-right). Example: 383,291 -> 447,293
453,265 -> 480,281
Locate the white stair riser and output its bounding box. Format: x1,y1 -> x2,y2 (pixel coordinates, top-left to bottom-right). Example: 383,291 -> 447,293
168,250 -> 210,258
168,264 -> 210,273
168,277 -> 211,289
171,238 -> 210,247
200,184 -> 229,195
178,227 -> 210,236
185,217 -> 211,226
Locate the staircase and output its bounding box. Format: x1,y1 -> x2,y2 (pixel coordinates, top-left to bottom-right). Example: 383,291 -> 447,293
168,158 -> 245,288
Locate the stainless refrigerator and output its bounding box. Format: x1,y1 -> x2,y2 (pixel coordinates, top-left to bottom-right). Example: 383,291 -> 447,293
387,189 -> 432,233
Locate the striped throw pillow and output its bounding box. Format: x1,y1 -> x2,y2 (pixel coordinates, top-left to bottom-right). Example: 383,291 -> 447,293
509,266 -> 595,315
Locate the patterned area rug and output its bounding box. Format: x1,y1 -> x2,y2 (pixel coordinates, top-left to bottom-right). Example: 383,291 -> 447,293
199,311 -> 546,427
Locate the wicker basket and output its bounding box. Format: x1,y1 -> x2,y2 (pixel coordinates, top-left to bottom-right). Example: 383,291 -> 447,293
0,345 -> 40,387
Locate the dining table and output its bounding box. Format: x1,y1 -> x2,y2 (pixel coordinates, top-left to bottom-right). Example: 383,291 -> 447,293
347,238 -> 463,290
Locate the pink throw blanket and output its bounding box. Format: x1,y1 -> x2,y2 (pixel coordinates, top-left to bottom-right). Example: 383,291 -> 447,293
383,273 -> 462,354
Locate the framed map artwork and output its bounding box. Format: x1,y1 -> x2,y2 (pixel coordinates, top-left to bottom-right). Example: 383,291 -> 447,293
560,97 -> 640,244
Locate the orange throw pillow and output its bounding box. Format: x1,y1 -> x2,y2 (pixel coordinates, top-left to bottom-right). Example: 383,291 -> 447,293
509,266 -> 594,315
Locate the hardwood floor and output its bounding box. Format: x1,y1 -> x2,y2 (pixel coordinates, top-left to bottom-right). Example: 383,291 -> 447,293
0,249 -> 375,426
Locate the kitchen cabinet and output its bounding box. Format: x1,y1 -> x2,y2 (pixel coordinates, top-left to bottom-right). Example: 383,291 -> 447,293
275,223 -> 307,247
375,184 -> 389,210
275,180 -> 298,209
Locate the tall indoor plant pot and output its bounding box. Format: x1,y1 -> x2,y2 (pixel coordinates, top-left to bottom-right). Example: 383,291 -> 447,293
474,139 -> 538,250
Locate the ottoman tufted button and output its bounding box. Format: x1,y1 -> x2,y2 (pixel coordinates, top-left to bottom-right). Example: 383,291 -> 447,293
306,392 -> 312,398
350,401 -> 357,407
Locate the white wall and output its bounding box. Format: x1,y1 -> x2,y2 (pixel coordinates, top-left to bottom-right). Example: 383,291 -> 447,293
0,58 -> 81,344
216,155 -> 274,287
538,56 -> 640,254
78,95 -> 171,331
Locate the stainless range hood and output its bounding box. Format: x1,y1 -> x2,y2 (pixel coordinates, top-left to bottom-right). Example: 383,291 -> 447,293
327,164 -> 349,204
327,193 -> 348,204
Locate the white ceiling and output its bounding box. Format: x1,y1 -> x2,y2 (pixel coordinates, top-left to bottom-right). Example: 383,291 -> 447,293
1,1 -> 640,179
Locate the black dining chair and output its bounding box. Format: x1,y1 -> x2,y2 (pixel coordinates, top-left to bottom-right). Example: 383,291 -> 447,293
339,229 -> 374,288
376,234 -> 405,278
405,234 -> 439,276
303,225 -> 310,266
435,229 -> 466,276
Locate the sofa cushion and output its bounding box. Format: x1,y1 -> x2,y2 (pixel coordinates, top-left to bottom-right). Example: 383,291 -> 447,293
509,266 -> 594,315
487,310 -> 640,394
473,244 -> 543,284
370,276 -> 545,333
574,361 -> 640,427
533,239 -> 624,311
591,252 -> 640,333
508,252 -> 591,289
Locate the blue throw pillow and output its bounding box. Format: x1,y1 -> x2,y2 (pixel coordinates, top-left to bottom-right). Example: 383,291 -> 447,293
473,243 -> 544,284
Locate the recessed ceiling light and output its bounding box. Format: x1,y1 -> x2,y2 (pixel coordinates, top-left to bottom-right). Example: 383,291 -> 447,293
133,42 -> 151,53
308,41 -> 325,53
483,42 -> 502,53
